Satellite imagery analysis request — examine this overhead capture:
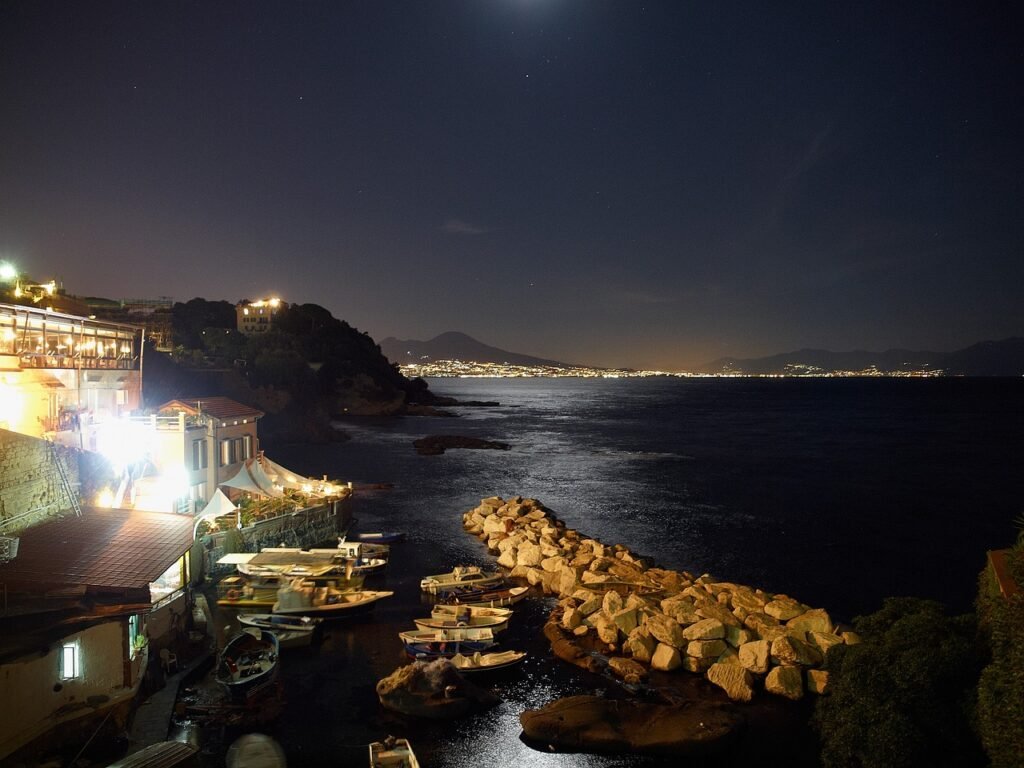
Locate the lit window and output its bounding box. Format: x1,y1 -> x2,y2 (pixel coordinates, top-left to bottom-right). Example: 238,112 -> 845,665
61,642 -> 80,679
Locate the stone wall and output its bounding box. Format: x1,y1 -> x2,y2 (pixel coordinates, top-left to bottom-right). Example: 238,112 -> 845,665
0,429 -> 82,534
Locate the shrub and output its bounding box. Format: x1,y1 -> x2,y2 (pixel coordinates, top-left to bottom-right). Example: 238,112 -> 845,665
813,597 -> 985,768
976,562 -> 1024,767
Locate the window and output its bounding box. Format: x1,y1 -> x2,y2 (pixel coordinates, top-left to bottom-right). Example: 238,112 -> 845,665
150,557 -> 186,604
60,642 -> 80,679
129,614 -> 145,658
220,438 -> 235,467
242,435 -> 252,460
192,439 -> 208,470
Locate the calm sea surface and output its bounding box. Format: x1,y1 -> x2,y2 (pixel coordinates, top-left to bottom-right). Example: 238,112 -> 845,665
252,377 -> 1024,767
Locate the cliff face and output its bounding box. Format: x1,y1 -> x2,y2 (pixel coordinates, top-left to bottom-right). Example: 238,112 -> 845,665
143,300 -> 433,446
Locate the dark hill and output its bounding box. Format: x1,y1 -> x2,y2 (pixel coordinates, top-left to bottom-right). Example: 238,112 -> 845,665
380,331 -> 576,368
698,337 -> 1024,376
938,337 -> 1024,376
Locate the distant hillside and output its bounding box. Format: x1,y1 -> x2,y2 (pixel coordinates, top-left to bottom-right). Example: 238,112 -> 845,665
698,337 -> 1024,376
939,337 -> 1024,376
380,331 -> 576,368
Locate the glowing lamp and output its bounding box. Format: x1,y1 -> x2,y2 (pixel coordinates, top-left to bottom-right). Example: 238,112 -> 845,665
0,263 -> 15,282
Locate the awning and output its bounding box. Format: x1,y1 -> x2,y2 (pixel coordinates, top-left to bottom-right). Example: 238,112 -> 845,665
260,455 -> 310,490
195,488 -> 238,524
220,458 -> 284,498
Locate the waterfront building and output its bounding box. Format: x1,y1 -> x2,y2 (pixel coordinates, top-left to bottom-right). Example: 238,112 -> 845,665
0,430 -> 196,762
235,297 -> 285,335
83,296 -> 175,351
154,397 -> 265,511
0,302 -> 143,445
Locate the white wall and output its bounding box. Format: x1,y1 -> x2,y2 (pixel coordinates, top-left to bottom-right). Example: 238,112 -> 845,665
0,619 -> 142,761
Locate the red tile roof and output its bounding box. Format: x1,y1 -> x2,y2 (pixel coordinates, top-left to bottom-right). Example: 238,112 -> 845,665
159,396 -> 264,420
0,507 -> 195,590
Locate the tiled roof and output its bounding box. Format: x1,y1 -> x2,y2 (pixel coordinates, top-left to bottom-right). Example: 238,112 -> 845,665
159,396 -> 264,420
0,508 -> 194,590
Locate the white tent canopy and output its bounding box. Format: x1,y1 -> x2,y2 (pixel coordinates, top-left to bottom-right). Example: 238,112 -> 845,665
194,488 -> 240,534
260,455 -> 310,490
221,458 -> 284,498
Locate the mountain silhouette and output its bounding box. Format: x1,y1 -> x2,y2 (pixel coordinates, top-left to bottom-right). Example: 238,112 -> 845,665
380,332 -> 576,368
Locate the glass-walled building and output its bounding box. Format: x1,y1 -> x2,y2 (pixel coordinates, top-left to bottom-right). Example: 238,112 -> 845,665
0,302 -> 143,441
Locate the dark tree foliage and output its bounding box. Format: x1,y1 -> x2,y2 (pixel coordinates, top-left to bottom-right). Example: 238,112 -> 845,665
813,597 -> 985,768
171,298 -> 237,349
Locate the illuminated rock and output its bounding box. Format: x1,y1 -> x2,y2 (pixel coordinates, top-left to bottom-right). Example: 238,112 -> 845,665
786,608 -> 834,634
682,618 -> 726,641
738,640 -> 771,674
520,695 -> 742,756
763,598 -> 807,621
765,665 -> 804,700
645,614 -> 686,648
806,669 -> 830,694
651,643 -> 682,672
706,663 -> 755,702
770,635 -> 822,667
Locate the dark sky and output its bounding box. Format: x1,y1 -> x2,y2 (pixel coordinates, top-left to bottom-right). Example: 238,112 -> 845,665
1,2 -> 1021,369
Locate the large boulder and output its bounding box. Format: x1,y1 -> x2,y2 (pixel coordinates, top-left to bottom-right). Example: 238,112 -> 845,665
607,657 -> 648,683
645,614 -> 686,648
520,695 -> 743,756
763,598 -> 806,621
651,643 -> 683,672
770,635 -> 822,667
516,541 -> 543,567
687,639 -> 727,659
706,663 -> 755,703
376,660 -> 499,719
765,666 -> 804,700
682,618 -> 725,641
786,608 -> 833,634
738,640 -> 771,674
625,627 -> 656,663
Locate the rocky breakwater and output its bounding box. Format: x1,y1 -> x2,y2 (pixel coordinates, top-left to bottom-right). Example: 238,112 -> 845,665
463,495 -> 859,707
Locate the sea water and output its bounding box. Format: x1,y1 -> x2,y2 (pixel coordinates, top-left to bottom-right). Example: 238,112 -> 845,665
258,377 -> 1023,767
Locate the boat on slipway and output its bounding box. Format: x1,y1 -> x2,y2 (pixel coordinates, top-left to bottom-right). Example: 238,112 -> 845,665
237,613 -> 322,649
216,628 -> 280,701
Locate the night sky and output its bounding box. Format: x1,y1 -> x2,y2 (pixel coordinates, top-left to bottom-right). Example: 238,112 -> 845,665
1,2 -> 1021,369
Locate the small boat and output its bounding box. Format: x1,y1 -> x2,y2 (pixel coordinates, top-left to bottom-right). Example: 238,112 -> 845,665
441,585 -> 530,609
413,614 -> 509,632
353,531 -> 405,544
369,737 -> 420,768
430,604 -> 513,620
216,628 -> 280,700
238,613 -> 322,649
449,650 -> 527,673
399,627 -> 495,646
273,579 -> 393,618
216,572 -> 292,608
403,634 -> 497,659
420,565 -> 505,594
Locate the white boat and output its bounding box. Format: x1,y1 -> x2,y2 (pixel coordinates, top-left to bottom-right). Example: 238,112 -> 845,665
369,737 -> 420,768
272,579 -> 393,618
398,627 -> 495,645
413,613 -> 509,633
441,585 -> 530,608
420,565 -> 505,594
430,604 -> 513,620
449,650 -> 526,673
238,613 -> 321,649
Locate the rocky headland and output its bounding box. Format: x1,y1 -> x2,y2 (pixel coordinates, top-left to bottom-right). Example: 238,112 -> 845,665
413,436 -> 511,456
462,495 -> 856,754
